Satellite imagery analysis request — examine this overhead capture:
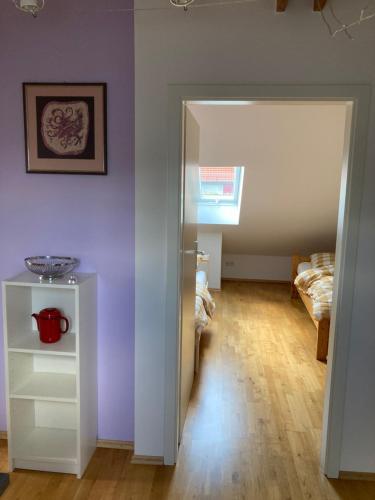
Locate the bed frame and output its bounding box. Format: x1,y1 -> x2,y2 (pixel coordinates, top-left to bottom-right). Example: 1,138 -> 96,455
291,255 -> 330,362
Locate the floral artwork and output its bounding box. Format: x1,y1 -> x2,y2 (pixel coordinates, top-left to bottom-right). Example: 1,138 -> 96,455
35,96 -> 95,160
23,83 -> 107,174
41,101 -> 90,156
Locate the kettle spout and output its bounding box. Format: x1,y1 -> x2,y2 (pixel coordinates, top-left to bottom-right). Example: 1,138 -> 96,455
32,313 -> 40,331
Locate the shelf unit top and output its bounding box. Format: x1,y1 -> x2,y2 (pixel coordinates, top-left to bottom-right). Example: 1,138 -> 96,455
3,271 -> 96,289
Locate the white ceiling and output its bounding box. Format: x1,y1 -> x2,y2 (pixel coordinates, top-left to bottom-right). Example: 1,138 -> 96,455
189,102 -> 348,256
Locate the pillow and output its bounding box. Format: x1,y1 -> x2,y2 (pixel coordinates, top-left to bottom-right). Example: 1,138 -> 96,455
297,261 -> 312,275
310,252 -> 335,269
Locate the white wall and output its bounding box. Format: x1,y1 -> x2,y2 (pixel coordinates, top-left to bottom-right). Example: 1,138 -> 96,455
190,103 -> 346,256
222,255 -> 291,282
197,231 -> 222,289
135,0 -> 375,471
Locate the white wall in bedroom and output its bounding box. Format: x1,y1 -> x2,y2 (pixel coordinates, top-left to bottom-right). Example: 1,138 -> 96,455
222,255 -> 291,282
135,0 -> 375,472
191,102 -> 347,281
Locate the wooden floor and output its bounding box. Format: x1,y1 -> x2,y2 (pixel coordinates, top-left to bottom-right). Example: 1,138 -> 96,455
1,281 -> 375,499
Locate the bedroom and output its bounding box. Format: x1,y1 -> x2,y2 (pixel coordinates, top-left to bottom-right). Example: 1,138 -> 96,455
177,99 -> 350,489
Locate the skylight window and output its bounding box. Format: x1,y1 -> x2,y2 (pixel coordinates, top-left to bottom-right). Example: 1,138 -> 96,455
198,166 -> 244,225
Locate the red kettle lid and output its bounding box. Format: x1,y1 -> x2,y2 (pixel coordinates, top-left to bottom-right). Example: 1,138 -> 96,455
39,308 -> 62,319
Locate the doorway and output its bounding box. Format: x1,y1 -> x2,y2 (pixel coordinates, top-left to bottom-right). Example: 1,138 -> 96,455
164,85 -> 370,478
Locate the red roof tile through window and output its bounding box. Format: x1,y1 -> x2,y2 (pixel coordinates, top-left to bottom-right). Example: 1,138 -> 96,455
200,167 -> 235,182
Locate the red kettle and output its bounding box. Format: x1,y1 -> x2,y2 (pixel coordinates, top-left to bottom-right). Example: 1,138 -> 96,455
32,308 -> 70,344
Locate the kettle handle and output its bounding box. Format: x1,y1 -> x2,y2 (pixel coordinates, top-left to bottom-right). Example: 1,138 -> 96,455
31,313 -> 40,331
60,317 -> 70,334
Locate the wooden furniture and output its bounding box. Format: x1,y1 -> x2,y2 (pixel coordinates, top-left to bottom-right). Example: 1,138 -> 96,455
276,0 -> 327,12
2,271 -> 97,478
291,256 -> 330,362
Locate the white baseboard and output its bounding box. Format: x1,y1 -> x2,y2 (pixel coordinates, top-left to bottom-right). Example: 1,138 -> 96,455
131,454 -> 164,465
96,439 -> 134,450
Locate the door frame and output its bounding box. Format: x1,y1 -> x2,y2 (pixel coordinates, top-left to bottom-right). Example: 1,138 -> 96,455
164,84 -> 371,477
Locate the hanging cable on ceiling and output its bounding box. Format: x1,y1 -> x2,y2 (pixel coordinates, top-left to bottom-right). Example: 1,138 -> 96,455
94,0 -> 258,14
13,0 -> 375,38
12,0 -> 258,16
318,0 -> 375,39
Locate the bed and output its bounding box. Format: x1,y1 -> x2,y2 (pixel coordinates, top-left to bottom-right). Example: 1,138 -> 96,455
291,254 -> 334,362
194,270 -> 215,373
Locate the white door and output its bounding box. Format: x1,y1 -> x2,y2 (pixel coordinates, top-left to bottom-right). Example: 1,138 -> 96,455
179,107 -> 200,441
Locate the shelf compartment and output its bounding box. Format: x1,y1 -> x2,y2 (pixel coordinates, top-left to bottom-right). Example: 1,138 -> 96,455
10,399 -> 77,464
12,427 -> 77,464
8,331 -> 76,356
4,284 -> 76,350
9,352 -> 77,402
10,372 -> 76,402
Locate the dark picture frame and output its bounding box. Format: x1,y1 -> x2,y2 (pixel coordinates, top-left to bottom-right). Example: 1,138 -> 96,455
23,83 -> 107,175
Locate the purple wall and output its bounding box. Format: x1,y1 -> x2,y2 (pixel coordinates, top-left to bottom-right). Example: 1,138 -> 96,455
0,1 -> 134,440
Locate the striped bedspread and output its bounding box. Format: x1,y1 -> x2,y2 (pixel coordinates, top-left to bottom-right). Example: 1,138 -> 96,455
294,265 -> 334,321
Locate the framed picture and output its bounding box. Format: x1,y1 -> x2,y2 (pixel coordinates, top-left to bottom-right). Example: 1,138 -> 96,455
23,83 -> 107,174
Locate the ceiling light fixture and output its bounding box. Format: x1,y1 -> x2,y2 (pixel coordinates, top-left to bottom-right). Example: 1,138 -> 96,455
170,0 -> 195,9
13,0 -> 45,17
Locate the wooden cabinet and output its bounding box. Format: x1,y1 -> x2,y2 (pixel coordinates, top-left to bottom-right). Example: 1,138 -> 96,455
2,272 -> 97,478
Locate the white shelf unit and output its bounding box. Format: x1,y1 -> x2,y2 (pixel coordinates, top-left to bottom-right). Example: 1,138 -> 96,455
2,272 -> 97,478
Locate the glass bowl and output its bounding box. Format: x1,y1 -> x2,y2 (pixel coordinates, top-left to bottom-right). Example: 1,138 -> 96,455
25,256 -> 79,281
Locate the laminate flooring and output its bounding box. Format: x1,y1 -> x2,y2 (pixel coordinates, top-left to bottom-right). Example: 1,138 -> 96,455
1,281 -> 374,499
